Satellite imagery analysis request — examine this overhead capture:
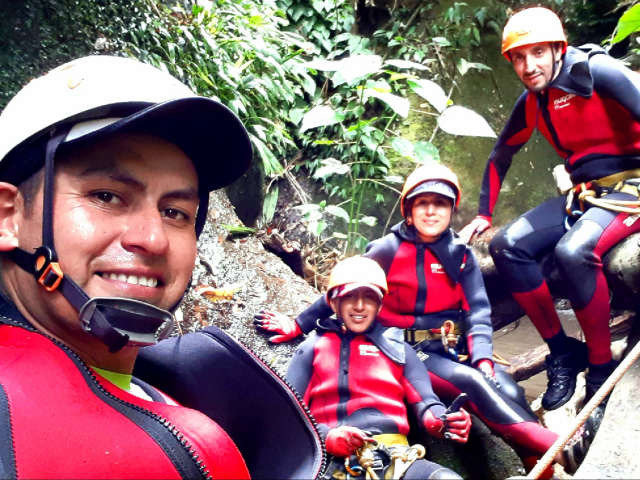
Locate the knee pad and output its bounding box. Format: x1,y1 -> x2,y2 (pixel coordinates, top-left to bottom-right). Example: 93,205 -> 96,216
495,371 -> 536,420
555,220 -> 602,308
489,217 -> 535,265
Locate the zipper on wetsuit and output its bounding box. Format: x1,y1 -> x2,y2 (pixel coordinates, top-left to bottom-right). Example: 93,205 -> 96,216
336,334 -> 351,426
414,245 -> 428,314
209,330 -> 329,478
537,92 -> 573,158
0,316 -> 212,480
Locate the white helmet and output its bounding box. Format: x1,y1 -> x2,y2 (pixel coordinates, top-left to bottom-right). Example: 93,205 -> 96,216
0,55 -> 252,193
0,55 -> 253,352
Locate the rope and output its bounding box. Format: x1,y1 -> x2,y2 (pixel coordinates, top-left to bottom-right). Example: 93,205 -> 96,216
354,443 -> 426,480
356,444 -> 379,479
390,445 -> 426,479
493,351 -> 511,366
527,338 -> 640,479
582,194 -> 640,214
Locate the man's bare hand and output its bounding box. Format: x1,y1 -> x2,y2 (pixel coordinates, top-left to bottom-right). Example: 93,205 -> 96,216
458,216 -> 492,244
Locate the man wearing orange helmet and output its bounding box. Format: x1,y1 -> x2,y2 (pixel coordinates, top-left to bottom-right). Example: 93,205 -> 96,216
287,256 -> 467,479
459,6 -> 640,436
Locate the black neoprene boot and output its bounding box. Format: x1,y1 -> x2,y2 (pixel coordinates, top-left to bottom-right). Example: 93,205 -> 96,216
562,361 -> 616,475
582,361 -> 617,443
541,338 -> 588,411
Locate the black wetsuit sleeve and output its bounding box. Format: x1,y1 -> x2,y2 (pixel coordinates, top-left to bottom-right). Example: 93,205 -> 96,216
402,344 -> 447,423
590,53 -> 640,121
286,334 -> 331,437
459,249 -> 493,365
479,91 -> 533,217
295,297 -> 333,334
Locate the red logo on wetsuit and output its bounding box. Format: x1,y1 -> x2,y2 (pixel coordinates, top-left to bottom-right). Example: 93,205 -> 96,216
554,94 -> 576,110
359,345 -> 380,356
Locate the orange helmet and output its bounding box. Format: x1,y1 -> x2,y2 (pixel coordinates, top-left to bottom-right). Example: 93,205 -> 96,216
326,256 -> 388,302
400,163 -> 461,217
501,7 -> 567,60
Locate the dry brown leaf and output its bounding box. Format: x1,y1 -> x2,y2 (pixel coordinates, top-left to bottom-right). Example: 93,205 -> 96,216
196,283 -> 244,302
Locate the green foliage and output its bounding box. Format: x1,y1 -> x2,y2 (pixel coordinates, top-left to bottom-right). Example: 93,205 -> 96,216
122,0 -> 312,178
294,50 -> 494,254
0,0 -> 147,109
611,3 -> 640,43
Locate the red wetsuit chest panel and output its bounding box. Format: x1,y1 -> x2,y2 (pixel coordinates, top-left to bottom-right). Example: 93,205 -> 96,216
383,243 -> 464,325
528,90 -> 640,167
307,333 -> 410,435
0,325 -> 249,479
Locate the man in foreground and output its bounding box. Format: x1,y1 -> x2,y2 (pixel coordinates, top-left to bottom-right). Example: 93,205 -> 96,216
459,6 -> 640,444
0,55 -> 253,478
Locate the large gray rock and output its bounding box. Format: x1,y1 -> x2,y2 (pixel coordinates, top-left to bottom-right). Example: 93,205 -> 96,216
574,331 -> 640,479
178,190 -> 320,374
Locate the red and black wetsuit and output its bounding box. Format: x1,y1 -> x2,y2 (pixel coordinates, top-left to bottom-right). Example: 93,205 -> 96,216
0,297 -> 250,479
480,45 -> 640,368
287,319 -> 456,479
295,223 -> 558,459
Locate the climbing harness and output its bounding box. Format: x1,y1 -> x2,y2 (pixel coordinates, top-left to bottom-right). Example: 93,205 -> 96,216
565,174 -> 640,223
345,436 -> 426,480
406,321 -> 511,367
524,337 -> 640,479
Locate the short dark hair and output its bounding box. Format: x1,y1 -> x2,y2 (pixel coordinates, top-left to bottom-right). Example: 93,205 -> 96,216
17,169 -> 43,217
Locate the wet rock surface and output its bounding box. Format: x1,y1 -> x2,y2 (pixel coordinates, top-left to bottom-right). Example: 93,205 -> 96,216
574,329 -> 640,479
177,190 -> 320,375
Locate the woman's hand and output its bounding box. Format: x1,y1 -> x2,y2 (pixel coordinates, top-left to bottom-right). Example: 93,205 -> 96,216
458,215 -> 492,244
253,310 -> 302,343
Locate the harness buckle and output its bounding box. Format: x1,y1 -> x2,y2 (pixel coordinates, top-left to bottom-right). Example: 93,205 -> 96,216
34,246 -> 64,292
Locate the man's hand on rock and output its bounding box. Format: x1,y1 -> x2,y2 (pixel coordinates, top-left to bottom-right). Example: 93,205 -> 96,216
458,215 -> 492,244
253,310 -> 302,343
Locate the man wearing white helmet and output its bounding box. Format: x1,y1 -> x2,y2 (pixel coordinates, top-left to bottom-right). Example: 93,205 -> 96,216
0,55 -> 255,478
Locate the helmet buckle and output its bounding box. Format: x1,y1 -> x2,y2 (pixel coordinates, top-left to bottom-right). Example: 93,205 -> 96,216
34,246 -> 64,292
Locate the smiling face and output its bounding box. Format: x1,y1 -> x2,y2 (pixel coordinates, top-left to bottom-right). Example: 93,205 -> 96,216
510,42 -> 563,93
329,287 -> 382,334
1,133 -> 200,369
408,192 -> 453,243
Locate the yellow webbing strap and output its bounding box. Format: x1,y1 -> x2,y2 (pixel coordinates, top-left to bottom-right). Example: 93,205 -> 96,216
373,434 -> 409,446
592,168 -> 640,188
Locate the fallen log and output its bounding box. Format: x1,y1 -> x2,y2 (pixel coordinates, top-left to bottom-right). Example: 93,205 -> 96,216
469,229 -> 640,330
505,312 -> 636,381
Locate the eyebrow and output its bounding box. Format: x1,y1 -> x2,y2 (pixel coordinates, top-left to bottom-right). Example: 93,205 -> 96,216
79,164 -> 144,192
78,164 -> 200,203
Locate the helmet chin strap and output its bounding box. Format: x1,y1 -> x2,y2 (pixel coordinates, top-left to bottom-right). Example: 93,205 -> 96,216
550,42 -> 562,87
7,128 -> 176,353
